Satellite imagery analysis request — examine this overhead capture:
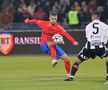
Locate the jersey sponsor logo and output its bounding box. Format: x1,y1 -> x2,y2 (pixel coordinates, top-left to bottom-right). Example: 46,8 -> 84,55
90,35 -> 101,39
0,34 -> 14,55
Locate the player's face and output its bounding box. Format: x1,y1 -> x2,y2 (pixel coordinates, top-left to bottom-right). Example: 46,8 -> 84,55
91,15 -> 100,21
49,16 -> 57,25
91,15 -> 96,21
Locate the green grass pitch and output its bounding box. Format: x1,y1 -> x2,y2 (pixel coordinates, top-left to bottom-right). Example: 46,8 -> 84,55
0,55 -> 108,90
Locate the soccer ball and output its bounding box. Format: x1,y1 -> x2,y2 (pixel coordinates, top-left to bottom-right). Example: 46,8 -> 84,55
52,34 -> 64,44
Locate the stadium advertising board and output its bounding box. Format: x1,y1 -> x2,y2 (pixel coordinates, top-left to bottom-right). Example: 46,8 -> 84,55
0,32 -> 42,55
0,31 -> 86,55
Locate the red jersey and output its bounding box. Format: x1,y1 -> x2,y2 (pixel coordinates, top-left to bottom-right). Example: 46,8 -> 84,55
27,20 -> 75,45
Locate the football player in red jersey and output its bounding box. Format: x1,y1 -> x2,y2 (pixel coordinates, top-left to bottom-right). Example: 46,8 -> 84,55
25,11 -> 78,78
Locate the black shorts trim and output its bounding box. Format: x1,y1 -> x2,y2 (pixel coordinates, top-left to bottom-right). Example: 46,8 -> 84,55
78,46 -> 108,61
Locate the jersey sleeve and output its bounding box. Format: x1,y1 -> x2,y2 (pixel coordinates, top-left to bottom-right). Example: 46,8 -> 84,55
103,24 -> 108,44
27,19 -> 45,28
57,26 -> 75,43
105,24 -> 108,36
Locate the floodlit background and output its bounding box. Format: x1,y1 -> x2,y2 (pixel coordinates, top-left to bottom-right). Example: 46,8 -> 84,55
0,0 -> 108,30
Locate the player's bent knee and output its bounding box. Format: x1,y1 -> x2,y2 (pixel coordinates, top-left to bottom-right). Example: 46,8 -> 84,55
48,42 -> 55,48
73,62 -> 79,69
61,54 -> 70,61
74,65 -> 79,69
63,58 -> 70,62
76,58 -> 82,63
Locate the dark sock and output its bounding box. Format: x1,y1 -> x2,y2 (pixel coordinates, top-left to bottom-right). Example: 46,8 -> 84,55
71,62 -> 79,76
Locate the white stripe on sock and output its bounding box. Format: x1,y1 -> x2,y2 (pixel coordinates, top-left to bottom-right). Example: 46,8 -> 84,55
70,76 -> 74,78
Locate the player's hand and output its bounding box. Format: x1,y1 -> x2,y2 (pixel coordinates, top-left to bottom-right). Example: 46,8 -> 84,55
73,41 -> 79,46
24,18 -> 29,23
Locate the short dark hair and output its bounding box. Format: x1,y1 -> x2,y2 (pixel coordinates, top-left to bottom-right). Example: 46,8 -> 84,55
50,11 -> 58,16
91,11 -> 100,17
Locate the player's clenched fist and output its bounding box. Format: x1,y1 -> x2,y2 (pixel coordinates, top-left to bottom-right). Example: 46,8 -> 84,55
24,18 -> 29,23
73,41 -> 78,46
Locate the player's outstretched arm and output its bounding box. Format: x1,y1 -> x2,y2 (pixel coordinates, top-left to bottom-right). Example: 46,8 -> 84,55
62,31 -> 79,46
24,18 -> 37,24
24,18 -> 44,28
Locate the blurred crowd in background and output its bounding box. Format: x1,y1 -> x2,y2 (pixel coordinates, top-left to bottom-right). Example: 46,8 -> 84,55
0,0 -> 108,30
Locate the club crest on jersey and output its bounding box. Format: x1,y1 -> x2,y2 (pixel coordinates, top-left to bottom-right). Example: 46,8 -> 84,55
0,34 -> 14,55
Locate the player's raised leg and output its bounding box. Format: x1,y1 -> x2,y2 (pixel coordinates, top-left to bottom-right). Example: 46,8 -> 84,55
40,41 -> 57,67
48,42 -> 58,67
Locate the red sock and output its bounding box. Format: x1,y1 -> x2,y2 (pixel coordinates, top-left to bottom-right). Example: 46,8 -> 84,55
64,61 -> 71,74
50,45 -> 56,61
